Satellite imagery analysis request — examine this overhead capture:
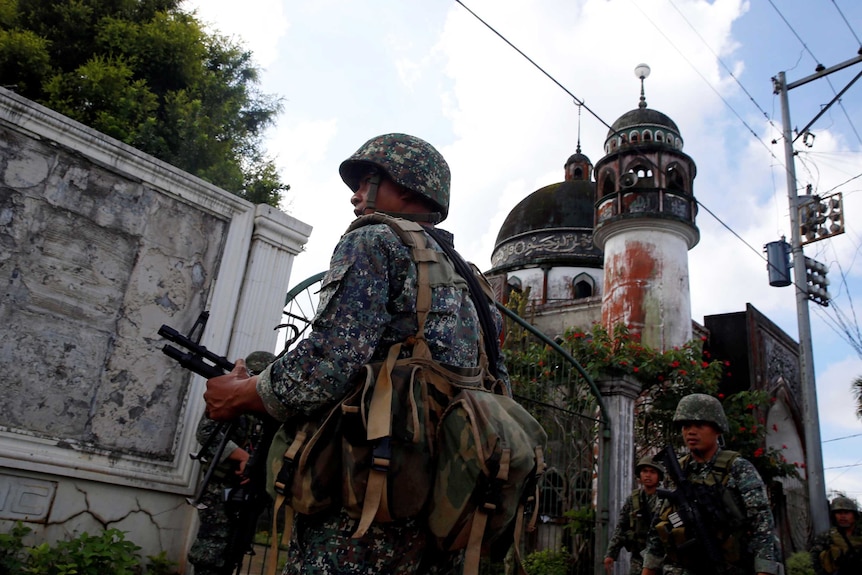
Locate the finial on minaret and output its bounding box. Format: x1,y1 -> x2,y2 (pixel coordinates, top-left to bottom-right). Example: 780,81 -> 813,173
576,102 -> 582,153
635,63 -> 650,109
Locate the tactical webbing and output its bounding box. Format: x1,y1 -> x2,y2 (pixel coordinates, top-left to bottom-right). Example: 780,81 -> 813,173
345,214 -> 440,539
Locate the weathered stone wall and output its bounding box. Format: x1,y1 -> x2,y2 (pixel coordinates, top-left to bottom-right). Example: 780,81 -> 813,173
0,88 -> 312,570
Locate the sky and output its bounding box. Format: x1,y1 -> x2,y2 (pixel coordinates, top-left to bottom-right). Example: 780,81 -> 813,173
180,0 -> 862,500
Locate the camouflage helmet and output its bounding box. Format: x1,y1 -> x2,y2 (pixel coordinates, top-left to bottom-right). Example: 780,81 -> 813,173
244,351 -> 276,375
339,133 -> 451,221
830,496 -> 859,515
635,455 -> 665,480
673,393 -> 729,434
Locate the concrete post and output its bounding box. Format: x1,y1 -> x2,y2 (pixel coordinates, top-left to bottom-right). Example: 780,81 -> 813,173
597,375 -> 642,575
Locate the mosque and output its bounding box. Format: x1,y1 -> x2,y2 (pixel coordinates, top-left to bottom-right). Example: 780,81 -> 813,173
483,66 -> 811,563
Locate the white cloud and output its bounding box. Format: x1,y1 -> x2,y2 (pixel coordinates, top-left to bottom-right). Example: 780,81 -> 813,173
174,0 -> 862,494
181,0 -> 289,67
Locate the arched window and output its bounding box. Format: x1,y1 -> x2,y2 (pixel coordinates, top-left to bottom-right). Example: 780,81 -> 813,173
630,130 -> 639,143
507,275 -> 523,294
601,173 -> 616,196
667,163 -> 687,191
573,273 -> 595,299
655,131 -> 664,142
643,130 -> 652,141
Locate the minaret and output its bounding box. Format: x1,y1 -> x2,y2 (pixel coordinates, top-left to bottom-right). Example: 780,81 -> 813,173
592,64 -> 699,351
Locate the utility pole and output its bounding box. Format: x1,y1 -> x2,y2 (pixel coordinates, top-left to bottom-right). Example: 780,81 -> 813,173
772,53 -> 862,537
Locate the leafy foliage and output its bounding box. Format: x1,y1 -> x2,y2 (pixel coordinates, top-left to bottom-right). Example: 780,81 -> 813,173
853,374 -> 862,421
0,0 -> 288,206
786,550 -> 815,575
522,547 -> 574,575
503,308 -> 798,484
0,522 -> 179,575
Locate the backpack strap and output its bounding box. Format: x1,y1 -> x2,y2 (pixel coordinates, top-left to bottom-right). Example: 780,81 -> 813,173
346,214 -> 440,356
345,215 -> 439,538
424,226 -> 502,381
711,450 -> 740,483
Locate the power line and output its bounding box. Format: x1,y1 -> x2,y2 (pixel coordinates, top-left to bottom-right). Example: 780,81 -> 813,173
823,432 -> 862,443
665,0 -> 781,136
456,0 -> 862,352
768,0 -> 862,146
627,0 -> 781,166
767,0 -> 822,68
453,0 -> 613,132
831,0 -> 862,49
825,462 -> 862,470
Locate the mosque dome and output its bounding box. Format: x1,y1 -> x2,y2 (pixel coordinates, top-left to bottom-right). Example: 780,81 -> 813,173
490,177 -> 602,273
603,106 -> 684,154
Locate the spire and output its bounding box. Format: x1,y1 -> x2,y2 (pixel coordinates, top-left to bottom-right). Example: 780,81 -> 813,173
635,63 -> 650,109
576,103 -> 582,153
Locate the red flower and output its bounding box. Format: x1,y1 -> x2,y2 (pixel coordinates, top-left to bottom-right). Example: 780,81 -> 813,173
724,361 -> 731,367
701,336 -> 707,342
701,361 -> 709,368
671,360 -> 680,368
658,375 -> 665,382
739,426 -> 746,432
754,448 -> 764,458
782,444 -> 787,449
679,370 -> 688,376
746,403 -> 755,410
718,393 -> 725,399
633,367 -> 639,373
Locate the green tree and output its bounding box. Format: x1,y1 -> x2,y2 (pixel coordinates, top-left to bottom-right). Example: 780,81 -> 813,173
0,0 -> 288,207
854,374 -> 862,421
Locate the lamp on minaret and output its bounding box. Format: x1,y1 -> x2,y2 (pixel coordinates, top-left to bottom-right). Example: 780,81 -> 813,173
592,64 -> 700,351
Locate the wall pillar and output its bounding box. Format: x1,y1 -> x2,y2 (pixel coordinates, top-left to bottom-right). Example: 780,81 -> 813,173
596,375 -> 642,575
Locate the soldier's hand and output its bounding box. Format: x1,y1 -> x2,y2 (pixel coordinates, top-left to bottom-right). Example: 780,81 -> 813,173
204,359 -> 266,420
228,447 -> 251,484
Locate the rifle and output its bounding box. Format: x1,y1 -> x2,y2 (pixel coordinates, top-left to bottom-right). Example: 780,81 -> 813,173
159,312 -> 278,575
657,444 -> 726,575
836,528 -> 862,575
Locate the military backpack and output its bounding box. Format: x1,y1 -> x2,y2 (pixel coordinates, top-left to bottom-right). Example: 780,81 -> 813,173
265,214 -> 547,575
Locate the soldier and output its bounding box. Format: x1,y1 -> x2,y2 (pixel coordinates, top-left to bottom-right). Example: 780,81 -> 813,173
809,496 -> 862,575
641,393 -> 781,575
188,351 -> 275,575
604,456 -> 666,575
203,133 -> 508,574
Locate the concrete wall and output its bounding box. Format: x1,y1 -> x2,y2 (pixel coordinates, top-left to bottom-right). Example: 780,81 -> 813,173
0,88 -> 312,570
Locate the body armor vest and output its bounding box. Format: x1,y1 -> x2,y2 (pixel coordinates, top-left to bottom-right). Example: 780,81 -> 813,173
655,450 -> 748,569
819,528 -> 862,573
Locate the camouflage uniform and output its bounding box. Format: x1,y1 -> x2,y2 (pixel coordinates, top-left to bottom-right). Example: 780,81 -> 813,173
606,490 -> 663,575
190,351 -> 274,575
643,394 -> 781,575
809,497 -> 862,575
255,134 -> 508,574
187,414 -> 263,575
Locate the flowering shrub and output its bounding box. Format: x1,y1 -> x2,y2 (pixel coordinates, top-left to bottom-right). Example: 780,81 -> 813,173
503,313 -> 798,483
722,390 -> 799,484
